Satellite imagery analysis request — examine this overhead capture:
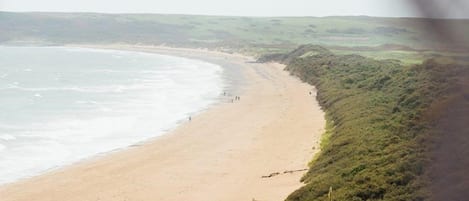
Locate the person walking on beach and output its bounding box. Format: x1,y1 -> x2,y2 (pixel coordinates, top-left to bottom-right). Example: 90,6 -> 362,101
189,116 -> 191,121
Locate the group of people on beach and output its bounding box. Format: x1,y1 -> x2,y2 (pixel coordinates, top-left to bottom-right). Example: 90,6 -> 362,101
223,91 -> 241,103
232,96 -> 240,102
189,91 -> 241,121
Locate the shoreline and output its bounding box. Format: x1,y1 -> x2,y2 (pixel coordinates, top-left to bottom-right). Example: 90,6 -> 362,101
0,45 -> 326,201
0,45 -> 232,186
72,44 -> 249,95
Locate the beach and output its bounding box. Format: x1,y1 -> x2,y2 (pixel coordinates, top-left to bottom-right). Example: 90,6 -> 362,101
0,45 -> 325,201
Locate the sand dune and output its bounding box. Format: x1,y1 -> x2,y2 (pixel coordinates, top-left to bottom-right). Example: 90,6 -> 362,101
0,46 -> 325,201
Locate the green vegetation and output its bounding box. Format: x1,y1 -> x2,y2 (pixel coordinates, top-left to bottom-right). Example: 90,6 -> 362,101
2,12 -> 469,55
260,45 -> 466,201
319,113 -> 334,151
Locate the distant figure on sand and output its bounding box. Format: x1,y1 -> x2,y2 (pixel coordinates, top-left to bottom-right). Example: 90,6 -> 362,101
189,116 -> 191,121
223,91 -> 226,96
309,91 -> 312,95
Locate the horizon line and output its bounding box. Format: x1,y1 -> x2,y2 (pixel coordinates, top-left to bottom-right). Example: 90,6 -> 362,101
1,10 -> 469,20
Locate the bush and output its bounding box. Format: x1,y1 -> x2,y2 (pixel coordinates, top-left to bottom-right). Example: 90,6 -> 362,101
259,45 -> 458,201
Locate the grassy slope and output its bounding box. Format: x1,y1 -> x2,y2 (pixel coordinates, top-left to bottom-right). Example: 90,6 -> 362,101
3,12 -> 469,66
2,12 -> 469,54
259,45 -> 466,201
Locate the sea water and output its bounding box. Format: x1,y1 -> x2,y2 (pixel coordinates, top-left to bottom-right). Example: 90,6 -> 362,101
0,46 -> 225,184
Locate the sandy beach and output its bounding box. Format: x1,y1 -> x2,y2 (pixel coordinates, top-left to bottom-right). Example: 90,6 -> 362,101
0,45 -> 325,201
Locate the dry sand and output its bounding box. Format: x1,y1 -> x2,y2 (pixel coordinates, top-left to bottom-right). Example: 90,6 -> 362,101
0,45 -> 325,201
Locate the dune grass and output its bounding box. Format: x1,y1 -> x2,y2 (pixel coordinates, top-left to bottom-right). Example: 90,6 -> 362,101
258,45 -> 465,201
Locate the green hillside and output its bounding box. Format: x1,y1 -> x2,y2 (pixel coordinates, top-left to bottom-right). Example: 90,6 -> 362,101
2,12 -> 469,53
259,45 -> 468,201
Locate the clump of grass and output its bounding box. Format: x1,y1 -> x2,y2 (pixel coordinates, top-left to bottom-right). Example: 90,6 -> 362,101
320,113 -> 334,151
309,113 -> 334,164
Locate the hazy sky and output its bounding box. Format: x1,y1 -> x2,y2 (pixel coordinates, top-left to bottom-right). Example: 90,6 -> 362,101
0,0 -> 468,18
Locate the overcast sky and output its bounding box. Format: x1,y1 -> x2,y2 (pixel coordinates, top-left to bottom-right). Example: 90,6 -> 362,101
0,0 -> 468,18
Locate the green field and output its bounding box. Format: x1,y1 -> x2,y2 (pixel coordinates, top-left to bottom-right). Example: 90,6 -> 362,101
2,12 -> 469,56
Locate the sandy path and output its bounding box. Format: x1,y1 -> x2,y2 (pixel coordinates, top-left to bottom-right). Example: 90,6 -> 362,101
0,46 -> 325,201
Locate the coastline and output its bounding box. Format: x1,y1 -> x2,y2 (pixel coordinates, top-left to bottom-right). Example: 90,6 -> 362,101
0,45 -> 326,201
73,44 -> 248,95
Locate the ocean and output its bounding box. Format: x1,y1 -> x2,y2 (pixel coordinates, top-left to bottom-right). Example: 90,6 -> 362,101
0,46 -> 225,184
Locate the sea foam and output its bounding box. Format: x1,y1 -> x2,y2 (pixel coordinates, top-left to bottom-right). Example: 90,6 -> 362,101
0,46 -> 226,184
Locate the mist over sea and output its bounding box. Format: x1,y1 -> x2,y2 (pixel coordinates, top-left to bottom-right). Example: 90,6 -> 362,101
0,46 -> 225,184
